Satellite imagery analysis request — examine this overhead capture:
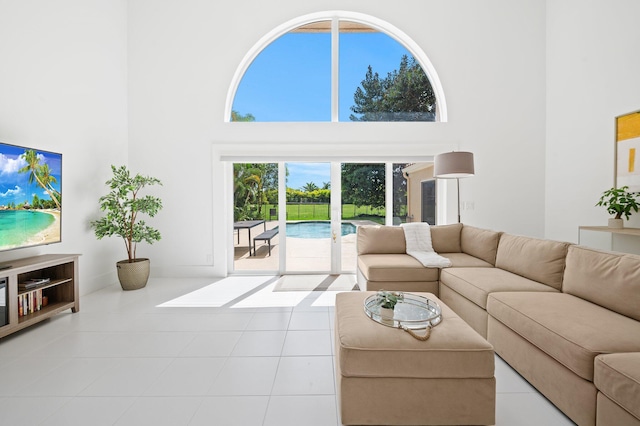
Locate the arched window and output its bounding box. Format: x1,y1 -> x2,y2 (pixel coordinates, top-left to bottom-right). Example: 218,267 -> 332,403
226,12 -> 446,123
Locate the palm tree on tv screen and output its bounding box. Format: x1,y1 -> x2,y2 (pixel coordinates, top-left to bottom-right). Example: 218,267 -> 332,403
18,149 -> 61,209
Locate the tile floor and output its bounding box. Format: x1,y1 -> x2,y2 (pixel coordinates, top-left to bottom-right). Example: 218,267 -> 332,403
0,277 -> 575,425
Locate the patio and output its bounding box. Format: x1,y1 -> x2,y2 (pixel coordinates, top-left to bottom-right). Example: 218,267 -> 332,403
234,221 -> 376,272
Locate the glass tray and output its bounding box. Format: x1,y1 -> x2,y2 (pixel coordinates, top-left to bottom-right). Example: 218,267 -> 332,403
364,292 -> 442,330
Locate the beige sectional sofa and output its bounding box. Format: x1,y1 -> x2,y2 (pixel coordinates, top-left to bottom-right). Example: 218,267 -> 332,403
356,223 -> 640,426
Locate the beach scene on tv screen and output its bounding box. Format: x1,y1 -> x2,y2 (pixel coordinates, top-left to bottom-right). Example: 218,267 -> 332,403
0,143 -> 61,251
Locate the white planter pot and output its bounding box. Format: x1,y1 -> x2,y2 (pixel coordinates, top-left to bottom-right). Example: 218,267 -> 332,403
379,306 -> 395,325
608,218 -> 624,229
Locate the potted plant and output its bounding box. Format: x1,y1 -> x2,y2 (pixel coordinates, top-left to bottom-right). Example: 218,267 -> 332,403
377,290 -> 404,324
91,165 -> 163,290
596,186 -> 640,228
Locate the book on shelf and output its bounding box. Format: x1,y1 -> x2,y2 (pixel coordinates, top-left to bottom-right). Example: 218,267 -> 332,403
18,277 -> 50,290
18,289 -> 44,317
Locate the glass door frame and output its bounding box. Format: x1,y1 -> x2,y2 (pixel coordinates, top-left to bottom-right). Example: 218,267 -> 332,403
228,159 -> 435,275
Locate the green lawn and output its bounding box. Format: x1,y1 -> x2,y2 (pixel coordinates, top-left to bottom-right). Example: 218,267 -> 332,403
258,203 -> 388,223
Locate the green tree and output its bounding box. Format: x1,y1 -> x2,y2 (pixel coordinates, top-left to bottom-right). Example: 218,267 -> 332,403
231,110 -> 256,122
392,163 -> 409,217
350,55 -> 436,122
341,164 -> 385,208
18,149 -> 61,209
31,194 -> 42,209
301,182 -> 319,192
233,163 -> 278,221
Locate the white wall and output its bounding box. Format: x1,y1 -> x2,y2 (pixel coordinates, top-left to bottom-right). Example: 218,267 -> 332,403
0,0 -> 128,294
127,0 -> 548,276
5,1 -> 634,284
545,0 -> 640,243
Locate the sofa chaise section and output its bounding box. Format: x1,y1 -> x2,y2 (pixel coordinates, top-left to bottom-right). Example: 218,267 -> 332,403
595,353 -> 640,425
487,245 -> 640,426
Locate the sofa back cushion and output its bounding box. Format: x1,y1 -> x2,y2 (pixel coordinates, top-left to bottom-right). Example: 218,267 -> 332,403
357,225 -> 405,255
563,245 -> 640,321
431,223 -> 462,253
460,225 -> 502,265
495,234 -> 570,291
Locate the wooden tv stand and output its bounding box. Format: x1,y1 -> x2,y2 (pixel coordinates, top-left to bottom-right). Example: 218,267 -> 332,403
0,254 -> 79,339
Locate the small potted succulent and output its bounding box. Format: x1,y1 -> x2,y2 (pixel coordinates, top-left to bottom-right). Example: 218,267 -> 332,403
596,186 -> 640,228
377,290 -> 404,324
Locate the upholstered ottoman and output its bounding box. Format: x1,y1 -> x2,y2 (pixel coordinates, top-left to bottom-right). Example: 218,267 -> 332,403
335,291 -> 495,425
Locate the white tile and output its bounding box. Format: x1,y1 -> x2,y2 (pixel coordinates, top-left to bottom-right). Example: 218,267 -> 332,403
272,356 -> 335,395
288,311 -> 331,330
0,396 -> 70,424
114,396 -> 202,426
208,357 -> 279,395
495,354 -> 537,393
264,395 -> 338,426
16,357 -> 118,396
0,356 -> 67,396
126,331 -> 196,357
43,397 -> 134,426
246,311 -> 292,330
190,396 -> 269,426
79,358 -> 173,396
496,393 -> 575,425
178,331 -> 242,357
231,330 -> 286,356
144,357 -> 226,396
282,330 -> 332,356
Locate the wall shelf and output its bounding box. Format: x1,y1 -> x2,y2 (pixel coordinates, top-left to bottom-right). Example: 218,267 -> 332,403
578,226 -> 640,254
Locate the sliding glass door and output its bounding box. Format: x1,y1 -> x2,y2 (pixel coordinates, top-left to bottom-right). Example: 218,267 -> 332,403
231,161 -> 427,274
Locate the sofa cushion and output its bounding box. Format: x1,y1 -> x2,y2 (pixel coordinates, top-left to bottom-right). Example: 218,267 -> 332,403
431,223 -> 462,253
487,292 -> 640,381
594,353 -> 640,420
563,245 -> 640,321
358,254 -> 440,282
495,234 -> 571,291
440,253 -> 494,268
440,267 -> 558,309
357,225 -> 405,255
461,225 -> 502,266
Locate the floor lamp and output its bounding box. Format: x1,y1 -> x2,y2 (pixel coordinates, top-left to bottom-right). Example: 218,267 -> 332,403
433,151 -> 475,223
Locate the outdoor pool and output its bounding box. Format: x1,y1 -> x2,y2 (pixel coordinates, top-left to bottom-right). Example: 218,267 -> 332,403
283,221 -> 356,239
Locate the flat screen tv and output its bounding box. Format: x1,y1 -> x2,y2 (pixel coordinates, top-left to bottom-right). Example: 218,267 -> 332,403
0,142 -> 62,252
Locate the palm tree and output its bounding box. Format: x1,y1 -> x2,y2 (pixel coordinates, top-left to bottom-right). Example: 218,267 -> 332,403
37,163 -> 61,206
18,150 -> 61,209
302,182 -> 319,192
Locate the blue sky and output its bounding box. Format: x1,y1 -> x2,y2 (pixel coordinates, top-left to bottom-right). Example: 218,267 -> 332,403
232,31 -> 412,122
286,162 -> 330,190
0,143 -> 62,206
234,29 -> 412,189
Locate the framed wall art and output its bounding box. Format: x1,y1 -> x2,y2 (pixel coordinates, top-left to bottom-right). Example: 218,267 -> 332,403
615,110 -> 640,191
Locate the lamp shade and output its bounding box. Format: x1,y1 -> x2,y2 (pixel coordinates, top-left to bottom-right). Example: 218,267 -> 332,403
433,151 -> 475,178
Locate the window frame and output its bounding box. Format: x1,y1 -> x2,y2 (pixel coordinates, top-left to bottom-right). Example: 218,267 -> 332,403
225,11 -> 447,123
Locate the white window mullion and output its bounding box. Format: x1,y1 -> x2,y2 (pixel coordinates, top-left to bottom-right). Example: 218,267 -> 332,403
385,163 -> 394,225
331,17 -> 339,122
278,162 -> 287,273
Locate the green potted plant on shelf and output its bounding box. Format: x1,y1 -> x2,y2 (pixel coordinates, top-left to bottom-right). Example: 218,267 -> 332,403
596,186 -> 640,228
377,290 -> 404,324
91,165 -> 163,290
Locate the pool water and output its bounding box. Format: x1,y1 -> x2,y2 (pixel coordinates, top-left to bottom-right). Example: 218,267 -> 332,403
283,221 -> 356,239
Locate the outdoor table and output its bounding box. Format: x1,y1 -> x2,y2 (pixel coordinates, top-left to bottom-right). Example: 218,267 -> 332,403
233,220 -> 266,256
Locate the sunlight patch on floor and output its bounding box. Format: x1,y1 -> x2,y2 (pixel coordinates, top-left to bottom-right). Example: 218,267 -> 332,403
156,276 -> 275,308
